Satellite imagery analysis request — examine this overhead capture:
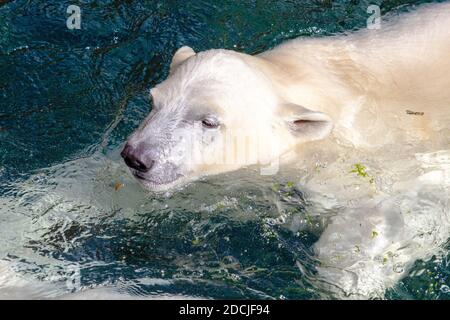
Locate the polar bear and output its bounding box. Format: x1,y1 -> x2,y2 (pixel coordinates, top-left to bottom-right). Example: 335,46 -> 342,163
122,2 -> 450,192
121,3 -> 450,298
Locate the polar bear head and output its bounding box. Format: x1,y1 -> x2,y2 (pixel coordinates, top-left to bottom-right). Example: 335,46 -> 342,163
121,46 -> 333,191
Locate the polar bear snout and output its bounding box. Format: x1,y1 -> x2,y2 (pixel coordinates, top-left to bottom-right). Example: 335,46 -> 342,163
121,143 -> 155,173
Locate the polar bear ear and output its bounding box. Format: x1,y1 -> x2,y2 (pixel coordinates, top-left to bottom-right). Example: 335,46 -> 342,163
279,103 -> 333,141
170,46 -> 196,73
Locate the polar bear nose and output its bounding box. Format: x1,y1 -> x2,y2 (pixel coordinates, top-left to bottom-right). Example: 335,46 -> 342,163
121,144 -> 154,173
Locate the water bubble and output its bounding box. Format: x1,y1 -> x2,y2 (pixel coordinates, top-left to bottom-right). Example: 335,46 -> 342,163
440,285 -> 450,293
230,274 -> 240,281
393,263 -> 404,273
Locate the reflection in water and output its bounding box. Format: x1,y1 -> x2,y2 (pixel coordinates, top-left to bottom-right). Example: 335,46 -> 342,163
1,0 -> 449,299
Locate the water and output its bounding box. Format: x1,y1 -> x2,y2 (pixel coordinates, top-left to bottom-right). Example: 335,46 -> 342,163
1,0 -> 449,299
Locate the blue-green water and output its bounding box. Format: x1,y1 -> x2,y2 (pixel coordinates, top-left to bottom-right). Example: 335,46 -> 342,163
1,0 -> 449,299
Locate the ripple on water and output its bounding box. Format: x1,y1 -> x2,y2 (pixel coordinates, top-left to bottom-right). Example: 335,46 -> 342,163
1,0 -> 449,299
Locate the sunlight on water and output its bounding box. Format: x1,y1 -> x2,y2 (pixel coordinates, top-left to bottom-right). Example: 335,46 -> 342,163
1,0 -> 449,299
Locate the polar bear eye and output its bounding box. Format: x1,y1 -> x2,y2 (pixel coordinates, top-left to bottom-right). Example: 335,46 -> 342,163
201,118 -> 219,129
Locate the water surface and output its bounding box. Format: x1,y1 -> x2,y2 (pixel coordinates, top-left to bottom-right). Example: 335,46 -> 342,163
1,0 -> 449,299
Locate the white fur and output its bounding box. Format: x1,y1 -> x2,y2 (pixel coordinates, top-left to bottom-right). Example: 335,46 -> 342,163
137,2 -> 450,298
133,2 -> 450,191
